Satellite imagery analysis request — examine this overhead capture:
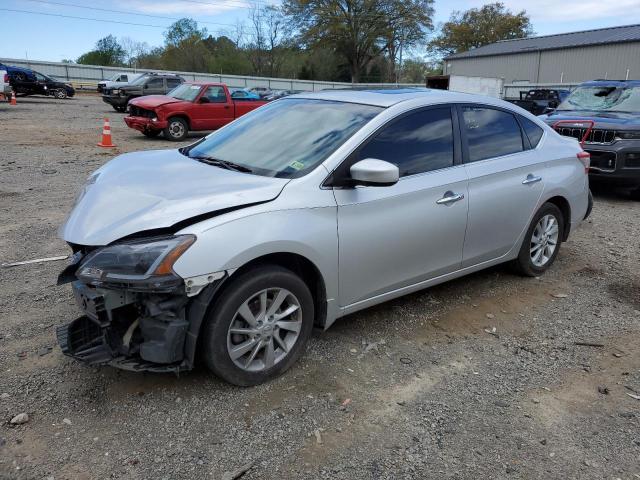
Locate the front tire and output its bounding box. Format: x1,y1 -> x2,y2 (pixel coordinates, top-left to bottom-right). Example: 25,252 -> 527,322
164,117 -> 189,141
53,88 -> 67,99
112,104 -> 127,113
513,203 -> 564,277
201,266 -> 314,386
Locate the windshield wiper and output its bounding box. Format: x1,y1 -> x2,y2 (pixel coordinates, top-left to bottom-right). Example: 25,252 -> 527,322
190,155 -> 253,173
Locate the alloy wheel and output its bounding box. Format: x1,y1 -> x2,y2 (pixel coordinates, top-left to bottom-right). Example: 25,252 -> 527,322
530,214 -> 559,267
226,288 -> 302,372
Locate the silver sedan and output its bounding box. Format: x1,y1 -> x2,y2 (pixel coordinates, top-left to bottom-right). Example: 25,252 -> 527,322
57,89 -> 591,385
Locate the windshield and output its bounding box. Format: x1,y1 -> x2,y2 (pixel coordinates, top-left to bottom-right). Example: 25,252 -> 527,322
168,84 -> 202,101
557,86 -> 640,113
186,98 -> 382,178
130,75 -> 150,86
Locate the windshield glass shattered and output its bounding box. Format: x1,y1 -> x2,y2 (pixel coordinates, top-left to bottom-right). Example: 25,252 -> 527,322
557,86 -> 640,113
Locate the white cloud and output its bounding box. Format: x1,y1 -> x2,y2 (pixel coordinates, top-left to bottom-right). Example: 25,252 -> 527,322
120,0 -> 249,16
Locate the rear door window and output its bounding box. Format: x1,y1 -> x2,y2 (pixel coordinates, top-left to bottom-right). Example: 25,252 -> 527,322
167,78 -> 182,89
462,106 -> 524,162
146,77 -> 164,88
358,107 -> 454,177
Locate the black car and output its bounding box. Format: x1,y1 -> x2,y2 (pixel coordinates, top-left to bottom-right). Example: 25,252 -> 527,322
1,64 -> 75,99
541,80 -> 640,190
507,89 -> 570,116
102,73 -> 184,112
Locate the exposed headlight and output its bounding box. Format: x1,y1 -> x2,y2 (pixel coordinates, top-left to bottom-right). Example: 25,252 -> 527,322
617,131 -> 640,140
77,235 -> 195,284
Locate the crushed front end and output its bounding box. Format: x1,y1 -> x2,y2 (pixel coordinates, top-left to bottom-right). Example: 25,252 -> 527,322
56,235 -> 222,373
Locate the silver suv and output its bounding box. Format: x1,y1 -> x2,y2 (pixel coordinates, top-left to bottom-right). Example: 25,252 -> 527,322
57,89 -> 590,385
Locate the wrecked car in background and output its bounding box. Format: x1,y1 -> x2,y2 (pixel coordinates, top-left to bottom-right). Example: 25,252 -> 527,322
56,89 -> 590,386
540,80 -> 640,191
125,82 -> 268,141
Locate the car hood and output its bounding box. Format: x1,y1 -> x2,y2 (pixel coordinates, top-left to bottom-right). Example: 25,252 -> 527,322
540,110 -> 640,128
130,95 -> 185,109
60,149 -> 289,246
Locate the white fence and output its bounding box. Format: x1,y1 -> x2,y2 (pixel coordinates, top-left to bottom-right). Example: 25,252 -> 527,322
0,57 -> 422,91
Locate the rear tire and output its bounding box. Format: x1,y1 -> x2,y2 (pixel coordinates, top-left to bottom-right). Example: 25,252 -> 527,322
201,266 -> 314,386
164,117 -> 189,141
512,203 -> 564,277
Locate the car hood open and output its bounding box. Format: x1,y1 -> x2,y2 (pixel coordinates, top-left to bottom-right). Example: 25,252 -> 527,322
60,149 -> 289,246
130,95 -> 184,109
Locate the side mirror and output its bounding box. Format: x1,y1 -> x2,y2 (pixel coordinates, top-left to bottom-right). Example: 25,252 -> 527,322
199,97 -> 210,103
350,159 -> 399,187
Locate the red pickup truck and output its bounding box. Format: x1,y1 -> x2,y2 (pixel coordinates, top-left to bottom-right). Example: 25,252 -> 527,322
124,82 -> 268,141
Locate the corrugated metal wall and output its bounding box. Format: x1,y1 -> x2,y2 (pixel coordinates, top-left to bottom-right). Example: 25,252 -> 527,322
0,57 -> 422,91
444,42 -> 640,84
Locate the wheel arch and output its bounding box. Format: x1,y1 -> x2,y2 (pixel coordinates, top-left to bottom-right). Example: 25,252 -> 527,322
166,113 -> 191,129
543,195 -> 571,241
225,252 -> 328,329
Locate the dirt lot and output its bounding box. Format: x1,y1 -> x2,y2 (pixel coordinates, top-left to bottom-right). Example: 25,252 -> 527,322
0,95 -> 639,480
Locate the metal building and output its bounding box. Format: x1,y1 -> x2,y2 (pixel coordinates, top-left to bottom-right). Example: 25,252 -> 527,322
443,24 -> 640,84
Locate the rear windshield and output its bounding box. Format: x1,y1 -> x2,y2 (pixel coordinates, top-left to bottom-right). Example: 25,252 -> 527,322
557,86 -> 640,113
186,98 -> 382,178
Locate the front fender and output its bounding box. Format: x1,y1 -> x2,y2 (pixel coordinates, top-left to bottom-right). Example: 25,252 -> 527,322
172,207 -> 339,317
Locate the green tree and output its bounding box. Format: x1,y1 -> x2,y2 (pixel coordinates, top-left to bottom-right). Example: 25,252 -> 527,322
430,2 -> 532,58
77,35 -> 126,66
164,18 -> 207,47
283,0 -> 434,82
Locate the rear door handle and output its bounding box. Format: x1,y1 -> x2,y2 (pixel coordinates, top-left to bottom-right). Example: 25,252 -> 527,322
522,174 -> 542,185
436,191 -> 465,205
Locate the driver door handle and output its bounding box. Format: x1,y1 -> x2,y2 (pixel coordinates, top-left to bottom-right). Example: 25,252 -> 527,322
436,191 -> 465,205
522,174 -> 542,185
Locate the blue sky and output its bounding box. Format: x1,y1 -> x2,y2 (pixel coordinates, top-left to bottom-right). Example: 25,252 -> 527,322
1,0 -> 639,62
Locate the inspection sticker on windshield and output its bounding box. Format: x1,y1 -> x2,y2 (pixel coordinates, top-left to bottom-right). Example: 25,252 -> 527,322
289,161 -> 305,170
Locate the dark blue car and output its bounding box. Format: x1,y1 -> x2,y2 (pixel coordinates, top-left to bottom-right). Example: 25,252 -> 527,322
540,80 -> 640,190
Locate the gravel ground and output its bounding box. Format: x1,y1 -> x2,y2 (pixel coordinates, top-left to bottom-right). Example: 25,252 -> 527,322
1,95 -> 639,480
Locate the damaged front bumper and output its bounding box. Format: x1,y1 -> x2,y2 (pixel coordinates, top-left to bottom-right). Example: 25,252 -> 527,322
57,277 -> 222,373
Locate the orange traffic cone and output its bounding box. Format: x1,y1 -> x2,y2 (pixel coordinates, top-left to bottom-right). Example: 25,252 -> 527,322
97,118 -> 116,148
9,90 -> 17,106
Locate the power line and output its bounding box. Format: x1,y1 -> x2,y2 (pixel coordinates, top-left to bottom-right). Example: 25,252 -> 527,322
176,0 -> 407,20
23,0 -> 243,28
0,7 -> 259,37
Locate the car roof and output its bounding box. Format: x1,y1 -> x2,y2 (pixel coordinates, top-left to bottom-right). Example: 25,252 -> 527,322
291,88 -> 506,108
579,80 -> 640,87
185,82 -> 224,86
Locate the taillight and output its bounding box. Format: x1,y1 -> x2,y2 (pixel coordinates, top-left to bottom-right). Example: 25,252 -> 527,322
577,151 -> 590,173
